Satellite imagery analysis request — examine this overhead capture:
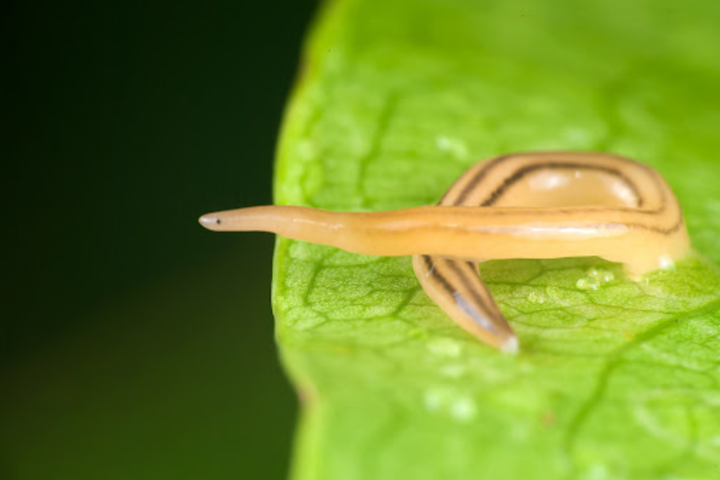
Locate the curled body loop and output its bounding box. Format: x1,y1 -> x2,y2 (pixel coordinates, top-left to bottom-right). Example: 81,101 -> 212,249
200,152 -> 690,352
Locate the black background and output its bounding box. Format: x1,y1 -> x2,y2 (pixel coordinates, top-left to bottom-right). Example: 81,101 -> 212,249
2,1 -> 318,478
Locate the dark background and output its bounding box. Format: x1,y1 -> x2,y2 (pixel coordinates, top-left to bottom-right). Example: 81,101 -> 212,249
2,1 -> 318,478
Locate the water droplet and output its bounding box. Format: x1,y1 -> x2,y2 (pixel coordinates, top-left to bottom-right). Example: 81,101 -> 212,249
527,291 -> 545,304
427,338 -> 462,357
450,395 -> 477,422
423,389 -> 444,412
545,285 -> 562,300
587,267 -> 614,283
576,277 -> 600,291
581,463 -> 610,480
439,364 -> 466,378
424,387 -> 476,422
658,254 -> 676,271
435,135 -> 468,159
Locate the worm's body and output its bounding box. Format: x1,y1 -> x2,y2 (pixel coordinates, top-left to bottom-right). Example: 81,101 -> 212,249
200,153 -> 690,352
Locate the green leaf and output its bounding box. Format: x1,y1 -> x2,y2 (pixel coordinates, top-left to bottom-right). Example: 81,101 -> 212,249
272,0 -> 720,478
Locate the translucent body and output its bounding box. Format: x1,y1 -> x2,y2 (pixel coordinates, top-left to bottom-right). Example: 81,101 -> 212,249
200,152 -> 690,352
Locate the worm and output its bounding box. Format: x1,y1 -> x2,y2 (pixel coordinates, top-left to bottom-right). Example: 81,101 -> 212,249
199,152 -> 690,352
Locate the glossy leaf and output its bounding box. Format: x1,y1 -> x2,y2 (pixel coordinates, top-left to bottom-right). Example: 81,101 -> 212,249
272,1 -> 720,478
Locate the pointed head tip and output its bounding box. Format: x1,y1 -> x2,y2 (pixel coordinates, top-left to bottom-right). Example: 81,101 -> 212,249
500,336 -> 519,354
199,214 -> 222,230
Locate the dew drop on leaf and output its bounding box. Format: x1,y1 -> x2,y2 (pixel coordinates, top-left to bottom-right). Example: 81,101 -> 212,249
527,291 -> 546,304
450,395 -> 478,423
439,363 -> 467,378
427,337 -> 462,357
587,267 -> 614,283
435,135 -> 468,159
576,277 -> 601,291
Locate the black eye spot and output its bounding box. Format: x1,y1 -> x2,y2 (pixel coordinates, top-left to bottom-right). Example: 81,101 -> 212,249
216,219 -> 222,224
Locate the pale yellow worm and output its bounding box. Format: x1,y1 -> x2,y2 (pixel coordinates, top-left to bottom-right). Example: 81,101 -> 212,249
199,152 -> 690,352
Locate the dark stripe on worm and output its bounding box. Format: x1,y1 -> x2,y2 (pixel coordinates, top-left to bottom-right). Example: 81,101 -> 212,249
401,215 -> 685,237
479,162 -> 645,208
422,255 -> 457,298
445,259 -> 496,321
439,155 -> 683,235
452,153 -> 634,207
451,155 -> 509,205
421,255 -> 501,333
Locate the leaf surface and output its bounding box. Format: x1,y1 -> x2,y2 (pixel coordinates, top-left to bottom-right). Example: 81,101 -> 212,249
272,1 -> 720,478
